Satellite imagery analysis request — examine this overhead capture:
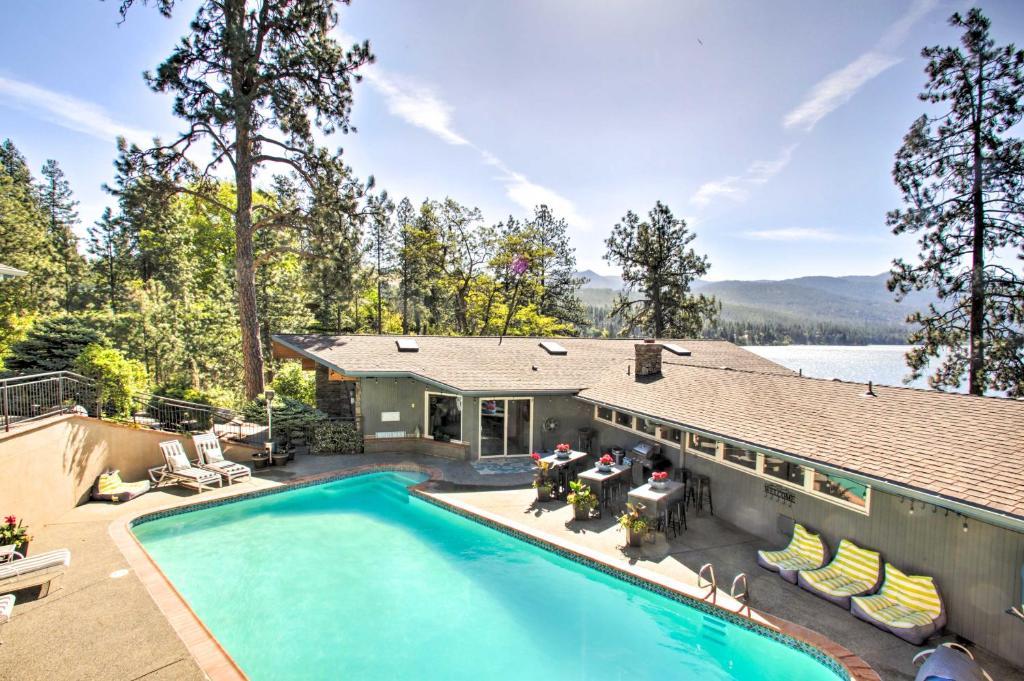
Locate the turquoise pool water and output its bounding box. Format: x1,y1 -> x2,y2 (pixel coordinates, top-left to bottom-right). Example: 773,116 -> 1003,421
133,472 -> 845,681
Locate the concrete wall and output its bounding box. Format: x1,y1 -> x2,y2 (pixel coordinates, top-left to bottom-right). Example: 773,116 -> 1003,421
360,377 -> 431,437
0,415 -> 255,530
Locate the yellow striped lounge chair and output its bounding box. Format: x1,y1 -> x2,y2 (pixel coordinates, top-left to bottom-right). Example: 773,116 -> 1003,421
756,523 -> 830,584
797,538 -> 882,609
850,563 -> 945,645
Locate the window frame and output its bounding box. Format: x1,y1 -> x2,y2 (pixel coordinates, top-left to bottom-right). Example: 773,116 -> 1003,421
423,391 -> 465,443
478,396 -> 534,458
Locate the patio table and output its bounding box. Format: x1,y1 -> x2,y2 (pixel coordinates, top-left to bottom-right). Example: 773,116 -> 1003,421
628,480 -> 687,531
578,464 -> 631,517
538,450 -> 589,498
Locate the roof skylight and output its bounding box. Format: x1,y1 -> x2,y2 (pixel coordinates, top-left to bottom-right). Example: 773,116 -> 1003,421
396,339 -> 419,352
539,341 -> 567,355
663,343 -> 691,356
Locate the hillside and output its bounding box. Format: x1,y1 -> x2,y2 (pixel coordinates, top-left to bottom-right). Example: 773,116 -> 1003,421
576,272 -> 932,344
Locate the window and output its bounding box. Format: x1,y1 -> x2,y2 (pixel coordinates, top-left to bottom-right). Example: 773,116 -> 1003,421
813,472 -> 868,509
763,455 -> 805,486
615,411 -> 632,428
661,426 -> 683,444
635,416 -> 657,436
479,398 -> 532,457
426,393 -> 461,442
596,406 -> 613,422
688,433 -> 718,458
723,444 -> 757,470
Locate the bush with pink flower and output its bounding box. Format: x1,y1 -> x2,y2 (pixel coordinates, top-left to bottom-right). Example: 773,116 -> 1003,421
0,515 -> 31,549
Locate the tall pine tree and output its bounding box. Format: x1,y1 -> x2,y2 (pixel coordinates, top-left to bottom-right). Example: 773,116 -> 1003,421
38,159 -> 85,312
888,9 -> 1024,396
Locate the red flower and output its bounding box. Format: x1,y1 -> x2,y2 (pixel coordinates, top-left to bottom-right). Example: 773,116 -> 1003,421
652,471 -> 668,482
531,452 -> 541,461
4,516 -> 14,525
600,454 -> 613,464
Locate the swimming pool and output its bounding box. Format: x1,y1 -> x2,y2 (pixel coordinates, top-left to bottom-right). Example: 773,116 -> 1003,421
133,471 -> 848,680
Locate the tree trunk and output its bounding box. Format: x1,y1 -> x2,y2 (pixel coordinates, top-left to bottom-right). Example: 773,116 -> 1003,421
234,119 -> 264,399
968,59 -> 986,396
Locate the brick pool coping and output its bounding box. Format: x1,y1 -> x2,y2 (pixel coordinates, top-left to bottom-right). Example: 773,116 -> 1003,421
110,464 -> 879,681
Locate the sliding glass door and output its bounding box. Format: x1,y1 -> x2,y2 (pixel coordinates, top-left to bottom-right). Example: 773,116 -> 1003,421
479,398 -> 532,457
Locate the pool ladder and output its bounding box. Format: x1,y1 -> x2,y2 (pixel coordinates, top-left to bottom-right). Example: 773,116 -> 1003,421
698,563 -> 751,617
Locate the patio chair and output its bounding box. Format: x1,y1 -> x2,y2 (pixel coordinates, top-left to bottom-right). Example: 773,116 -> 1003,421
797,538 -> 882,609
0,593 -> 13,644
0,547 -> 71,598
757,523 -> 830,584
851,563 -> 946,645
913,643 -> 993,681
91,470 -> 151,503
151,440 -> 222,494
193,432 -> 251,485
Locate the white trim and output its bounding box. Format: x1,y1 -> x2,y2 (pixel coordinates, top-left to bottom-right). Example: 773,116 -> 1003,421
478,397 -> 534,458
424,390 -> 463,442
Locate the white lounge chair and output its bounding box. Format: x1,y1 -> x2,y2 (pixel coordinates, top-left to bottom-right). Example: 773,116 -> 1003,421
193,432 -> 251,485
0,547 -> 71,598
0,593 -> 13,644
151,440 -> 222,494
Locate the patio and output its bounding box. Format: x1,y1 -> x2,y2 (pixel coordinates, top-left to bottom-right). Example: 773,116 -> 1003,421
0,452 -> 1020,681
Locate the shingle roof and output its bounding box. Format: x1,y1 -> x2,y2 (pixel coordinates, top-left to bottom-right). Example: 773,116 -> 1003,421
272,334 -> 794,393
579,363 -> 1024,520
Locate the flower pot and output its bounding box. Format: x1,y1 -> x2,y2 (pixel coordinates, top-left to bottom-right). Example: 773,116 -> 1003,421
649,478 -> 667,491
555,451 -> 570,460
573,504 -> 591,521
271,453 -> 289,466
597,464 -> 611,473
15,541 -> 28,558
627,525 -> 645,547
252,455 -> 269,470
536,485 -> 553,502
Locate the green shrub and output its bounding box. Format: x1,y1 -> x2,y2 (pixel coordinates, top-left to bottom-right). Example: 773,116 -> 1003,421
270,361 -> 316,406
310,421 -> 362,455
156,384 -> 238,409
73,344 -> 148,418
243,394 -> 328,443
6,315 -> 106,373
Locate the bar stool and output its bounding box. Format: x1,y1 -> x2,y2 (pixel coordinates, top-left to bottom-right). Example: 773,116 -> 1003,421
688,474 -> 713,515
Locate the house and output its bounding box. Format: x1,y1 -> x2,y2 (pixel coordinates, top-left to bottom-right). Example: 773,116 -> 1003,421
273,333 -> 1024,667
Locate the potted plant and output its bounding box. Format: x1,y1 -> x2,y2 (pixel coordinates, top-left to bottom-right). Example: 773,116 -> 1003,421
618,503 -> 649,547
597,454 -> 614,472
1,515 -> 32,557
531,452 -> 554,502
567,480 -> 597,521
555,442 -> 572,459
650,470 -> 669,490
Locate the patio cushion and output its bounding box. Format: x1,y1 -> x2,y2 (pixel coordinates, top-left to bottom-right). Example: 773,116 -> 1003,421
93,470 -> 151,503
758,523 -> 828,583
851,563 -> 945,644
97,470 -> 124,494
798,539 -> 881,608
167,450 -> 190,472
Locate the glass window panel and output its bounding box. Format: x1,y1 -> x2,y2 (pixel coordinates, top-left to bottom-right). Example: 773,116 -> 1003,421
688,433 -> 717,457
813,472 -> 868,508
596,406 -> 613,422
763,456 -> 805,486
427,394 -> 461,441
661,427 -> 683,444
480,399 -> 505,457
615,411 -> 632,428
723,444 -> 757,470
635,417 -> 657,436
505,399 -> 531,455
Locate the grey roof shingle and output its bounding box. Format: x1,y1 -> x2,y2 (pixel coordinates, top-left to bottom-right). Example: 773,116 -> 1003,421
272,334 -> 794,392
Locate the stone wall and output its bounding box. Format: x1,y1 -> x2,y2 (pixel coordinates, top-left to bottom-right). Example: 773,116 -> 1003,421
314,366 -> 356,420
634,341 -> 662,377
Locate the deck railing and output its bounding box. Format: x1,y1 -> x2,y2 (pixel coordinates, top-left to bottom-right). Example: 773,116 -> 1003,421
0,370 -> 266,443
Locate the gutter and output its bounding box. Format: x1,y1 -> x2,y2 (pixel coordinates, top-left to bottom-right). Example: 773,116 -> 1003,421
575,394 -> 1024,535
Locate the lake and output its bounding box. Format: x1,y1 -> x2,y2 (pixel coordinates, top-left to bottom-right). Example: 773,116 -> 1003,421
746,345 -> 940,391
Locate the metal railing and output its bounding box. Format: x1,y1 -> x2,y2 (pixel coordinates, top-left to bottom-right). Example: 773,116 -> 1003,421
0,370 -> 265,442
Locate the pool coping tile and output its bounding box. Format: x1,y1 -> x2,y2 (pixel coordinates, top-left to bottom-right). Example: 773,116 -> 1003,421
111,463 -> 878,681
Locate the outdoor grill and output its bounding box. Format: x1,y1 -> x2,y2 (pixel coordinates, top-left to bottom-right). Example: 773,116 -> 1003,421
629,440 -> 671,485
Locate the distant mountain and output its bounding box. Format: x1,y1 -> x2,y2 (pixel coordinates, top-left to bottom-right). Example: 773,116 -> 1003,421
575,272 -> 935,342
576,269 -> 623,290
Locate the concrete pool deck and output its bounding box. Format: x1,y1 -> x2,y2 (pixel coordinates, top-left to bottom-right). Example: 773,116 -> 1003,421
0,453 -> 1019,681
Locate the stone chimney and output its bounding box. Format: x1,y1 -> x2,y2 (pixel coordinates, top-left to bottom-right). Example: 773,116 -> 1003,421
634,339 -> 662,378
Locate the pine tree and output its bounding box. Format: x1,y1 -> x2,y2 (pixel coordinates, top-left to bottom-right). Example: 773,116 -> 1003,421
603,201 -> 718,337
887,9 -> 1024,396
38,159 -> 85,311
116,0 -> 374,398
363,194 -> 396,334
86,208 -> 133,312
529,205 -> 587,333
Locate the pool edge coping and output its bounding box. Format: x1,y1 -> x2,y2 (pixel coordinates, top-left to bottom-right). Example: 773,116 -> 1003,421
110,463 -> 879,681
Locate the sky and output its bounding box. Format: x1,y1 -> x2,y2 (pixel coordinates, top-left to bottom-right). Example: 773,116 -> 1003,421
1,0 -> 1022,281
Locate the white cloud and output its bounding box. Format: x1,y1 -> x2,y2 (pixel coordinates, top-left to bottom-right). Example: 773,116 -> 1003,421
364,71 -> 468,146
783,0 -> 938,131
742,227 -> 885,243
0,75 -> 151,146
360,63 -> 589,229
691,145 -> 795,208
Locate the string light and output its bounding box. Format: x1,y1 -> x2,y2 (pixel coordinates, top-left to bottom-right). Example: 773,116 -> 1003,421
909,500 -> 915,515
